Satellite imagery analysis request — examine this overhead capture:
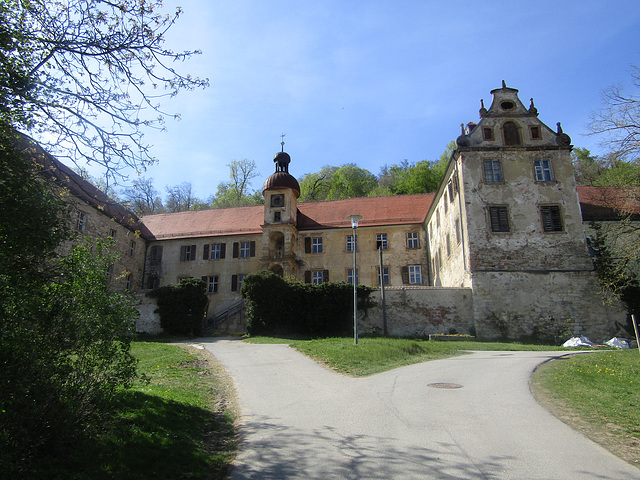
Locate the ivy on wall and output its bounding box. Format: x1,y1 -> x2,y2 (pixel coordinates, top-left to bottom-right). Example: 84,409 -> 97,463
241,270 -> 374,336
147,278 -> 208,335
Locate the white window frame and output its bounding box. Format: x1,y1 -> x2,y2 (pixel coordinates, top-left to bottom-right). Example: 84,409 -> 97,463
312,270 -> 324,285
238,273 -> 247,291
377,266 -> 390,286
484,159 -> 503,183
206,275 -> 218,293
407,232 -> 419,249
211,243 -> 221,259
534,159 -> 554,182
346,234 -> 357,252
312,237 -> 323,254
376,233 -> 388,250
240,242 -> 251,258
408,265 -> 422,284
347,268 -> 358,285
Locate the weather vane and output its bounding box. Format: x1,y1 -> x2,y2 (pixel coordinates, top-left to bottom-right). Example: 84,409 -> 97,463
280,133 -> 286,151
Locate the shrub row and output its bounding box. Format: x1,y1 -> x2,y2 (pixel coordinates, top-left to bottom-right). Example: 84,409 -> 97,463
148,278 -> 209,335
241,270 -> 373,336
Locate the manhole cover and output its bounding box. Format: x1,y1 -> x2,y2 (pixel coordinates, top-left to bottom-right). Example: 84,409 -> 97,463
428,382 -> 463,389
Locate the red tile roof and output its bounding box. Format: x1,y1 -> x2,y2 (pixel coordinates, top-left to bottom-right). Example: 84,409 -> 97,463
577,186 -> 640,221
141,206 -> 265,240
141,194 -> 434,240
297,194 -> 434,230
19,133 -> 152,238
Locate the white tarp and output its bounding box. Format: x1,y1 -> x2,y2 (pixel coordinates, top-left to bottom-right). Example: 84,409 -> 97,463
605,337 -> 630,349
562,336 -> 595,348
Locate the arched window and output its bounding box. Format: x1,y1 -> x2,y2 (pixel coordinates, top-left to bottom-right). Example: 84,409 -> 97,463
502,121 -> 521,146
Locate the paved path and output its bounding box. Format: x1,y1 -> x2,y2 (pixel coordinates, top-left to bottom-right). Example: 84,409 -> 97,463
200,339 -> 639,479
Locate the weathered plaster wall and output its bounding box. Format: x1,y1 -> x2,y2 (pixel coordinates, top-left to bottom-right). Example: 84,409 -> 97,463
135,294 -> 163,334
294,224 -> 428,286
471,270 -> 627,341
360,286 -> 474,337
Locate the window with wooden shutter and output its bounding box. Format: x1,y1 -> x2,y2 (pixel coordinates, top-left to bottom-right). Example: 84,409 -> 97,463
401,266 -> 409,284
304,270 -> 311,283
150,245 -> 162,265
220,243 -> 226,259
233,242 -> 239,258
203,244 -> 209,260
540,205 -> 563,232
231,274 -> 238,291
304,237 -> 311,254
489,206 -> 510,232
250,241 -> 256,257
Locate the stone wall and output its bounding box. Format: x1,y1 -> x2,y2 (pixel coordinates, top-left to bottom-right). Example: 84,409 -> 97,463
360,286 -> 474,337
135,294 -> 163,334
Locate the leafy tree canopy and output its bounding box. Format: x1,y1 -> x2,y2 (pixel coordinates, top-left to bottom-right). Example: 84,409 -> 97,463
0,0 -> 208,184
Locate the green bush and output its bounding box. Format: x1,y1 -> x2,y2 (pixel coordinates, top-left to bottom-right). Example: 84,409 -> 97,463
241,271 -> 373,336
148,278 -> 208,335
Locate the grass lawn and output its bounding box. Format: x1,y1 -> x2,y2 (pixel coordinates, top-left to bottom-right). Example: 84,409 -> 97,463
532,349 -> 640,466
28,341 -> 237,480
244,335 -> 568,376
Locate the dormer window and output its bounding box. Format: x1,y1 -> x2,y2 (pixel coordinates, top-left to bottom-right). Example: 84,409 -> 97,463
502,121 -> 522,146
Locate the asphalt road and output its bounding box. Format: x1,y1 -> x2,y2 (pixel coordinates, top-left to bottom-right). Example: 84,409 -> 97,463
200,339 -> 640,480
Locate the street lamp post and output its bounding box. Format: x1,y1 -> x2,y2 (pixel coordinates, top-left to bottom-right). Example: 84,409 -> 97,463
347,214 -> 362,345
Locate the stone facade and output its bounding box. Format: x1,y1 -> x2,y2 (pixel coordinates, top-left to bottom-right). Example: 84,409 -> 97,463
37,84 -> 639,340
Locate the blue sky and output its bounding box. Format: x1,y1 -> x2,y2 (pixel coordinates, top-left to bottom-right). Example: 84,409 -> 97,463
109,0 -> 640,200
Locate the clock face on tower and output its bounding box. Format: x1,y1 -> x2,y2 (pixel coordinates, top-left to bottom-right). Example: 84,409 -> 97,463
271,194 -> 284,207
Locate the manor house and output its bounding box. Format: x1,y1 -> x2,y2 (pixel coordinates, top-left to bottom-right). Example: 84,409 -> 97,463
41,82 -> 639,340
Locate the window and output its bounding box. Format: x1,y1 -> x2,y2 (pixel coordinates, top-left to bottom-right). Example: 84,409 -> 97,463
488,206 -> 510,232
455,217 -> 461,244
377,266 -> 390,286
77,212 -> 86,232
231,274 -> 247,292
149,245 -> 163,265
409,265 -> 422,284
376,233 -> 388,250
109,229 -> 116,238
503,121 -> 521,146
484,159 -> 503,182
448,182 -> 455,202
129,241 -> 136,257
125,274 -> 132,291
206,243 -> 225,260
443,191 -> 448,212
312,237 -> 323,254
233,241 -> 255,258
274,211 -> 281,222
540,205 -> 563,232
446,234 -> 451,257
407,232 -> 420,249
312,270 -> 324,285
270,194 -> 284,207
201,275 -> 219,293
436,210 -> 440,228
346,234 -> 357,252
180,245 -> 196,261
534,159 -> 554,182
347,268 -> 359,285
147,275 -> 160,290
530,125 -> 541,140
482,127 -> 494,141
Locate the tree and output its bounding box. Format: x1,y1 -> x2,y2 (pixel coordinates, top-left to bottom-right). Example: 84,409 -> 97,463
165,181 -> 200,212
298,166 -> 338,201
0,0 -> 208,185
1,132 -> 137,464
211,159 -> 262,208
571,147 -> 606,185
326,164 -> 378,199
122,177 -> 165,215
589,65 -> 640,162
